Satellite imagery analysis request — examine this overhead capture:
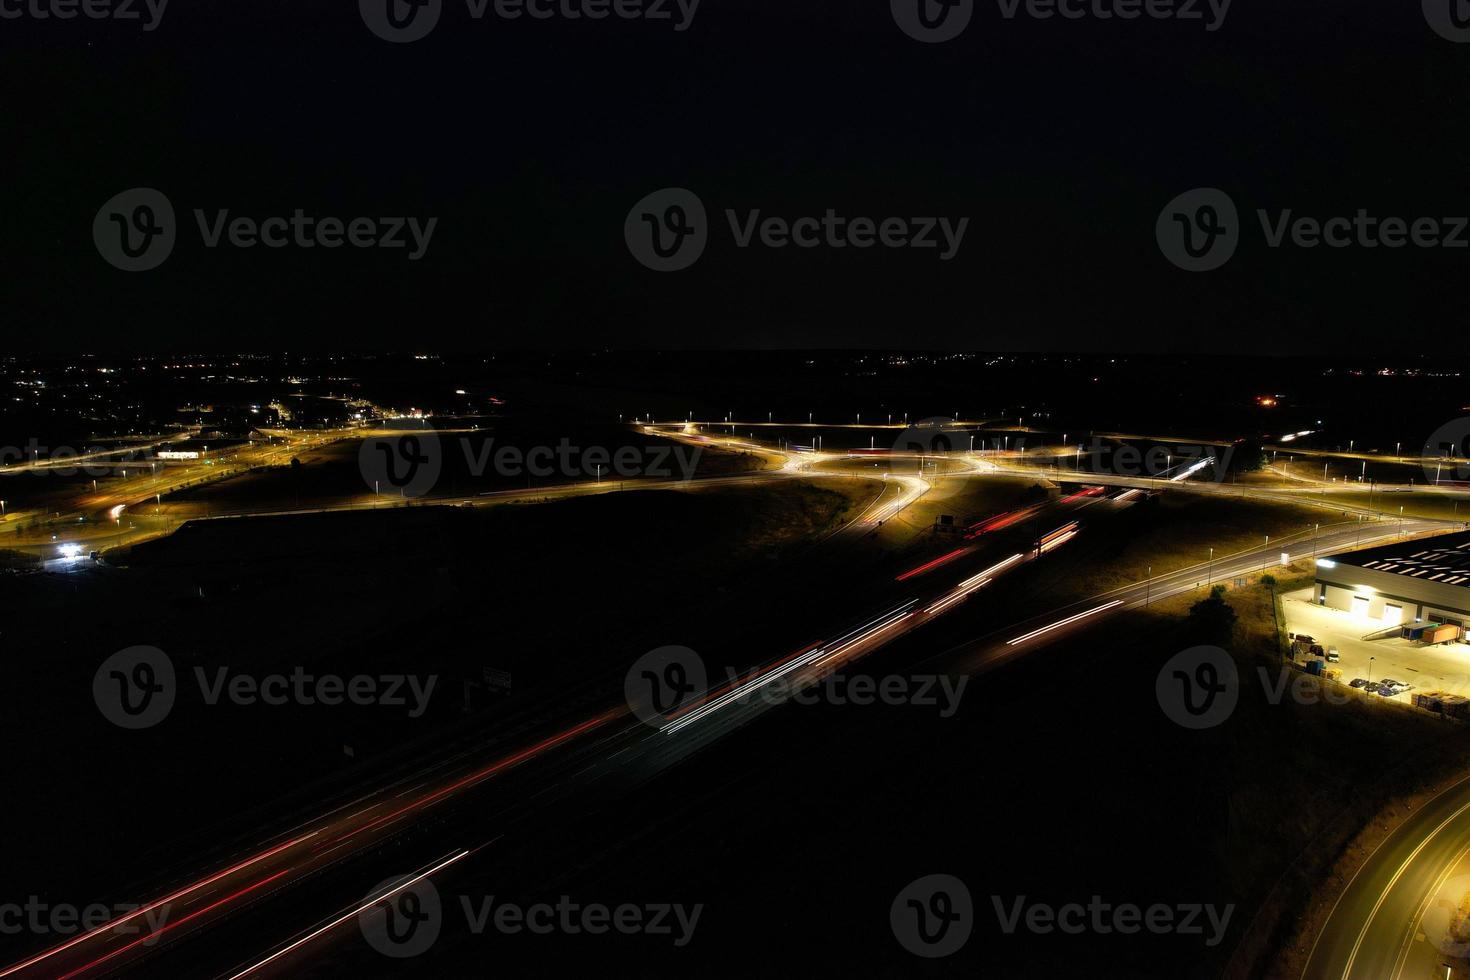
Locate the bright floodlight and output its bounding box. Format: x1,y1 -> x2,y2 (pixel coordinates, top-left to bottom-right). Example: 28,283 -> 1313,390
59,543 -> 83,559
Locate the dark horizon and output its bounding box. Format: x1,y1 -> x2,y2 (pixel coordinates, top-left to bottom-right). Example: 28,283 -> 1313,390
7,0 -> 1468,352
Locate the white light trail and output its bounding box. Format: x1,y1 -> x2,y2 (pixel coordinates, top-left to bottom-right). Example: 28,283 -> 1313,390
662,603 -> 917,735
1171,456 -> 1214,482
225,849 -> 469,980
1006,600 -> 1123,646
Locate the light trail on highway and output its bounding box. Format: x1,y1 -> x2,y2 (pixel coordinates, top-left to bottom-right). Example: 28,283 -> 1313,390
11,421 -> 1466,978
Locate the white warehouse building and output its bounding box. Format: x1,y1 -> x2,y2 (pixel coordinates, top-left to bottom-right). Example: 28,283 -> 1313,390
1314,531 -> 1470,633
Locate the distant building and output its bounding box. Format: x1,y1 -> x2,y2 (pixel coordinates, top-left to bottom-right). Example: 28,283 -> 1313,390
1314,531 -> 1470,632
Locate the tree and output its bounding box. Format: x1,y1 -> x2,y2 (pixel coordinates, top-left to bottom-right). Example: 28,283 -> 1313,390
1188,585 -> 1238,643
1225,439 -> 1267,475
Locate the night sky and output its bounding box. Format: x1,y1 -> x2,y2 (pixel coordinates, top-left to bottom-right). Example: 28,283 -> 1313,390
5,0 -> 1467,352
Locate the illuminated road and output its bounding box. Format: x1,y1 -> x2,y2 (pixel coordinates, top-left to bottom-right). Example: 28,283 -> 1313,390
917,517 -> 1454,679
6,423 -> 1463,977
1302,772 -> 1470,980
0,471 -> 1097,978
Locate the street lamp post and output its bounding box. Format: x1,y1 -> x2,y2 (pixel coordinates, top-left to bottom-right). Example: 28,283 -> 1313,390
1146,565 -> 1152,607
1208,547 -> 1215,587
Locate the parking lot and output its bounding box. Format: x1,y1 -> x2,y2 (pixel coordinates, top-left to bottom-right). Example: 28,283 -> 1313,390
1281,588 -> 1470,701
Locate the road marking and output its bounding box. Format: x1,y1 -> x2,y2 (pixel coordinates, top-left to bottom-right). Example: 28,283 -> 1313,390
1338,794 -> 1470,979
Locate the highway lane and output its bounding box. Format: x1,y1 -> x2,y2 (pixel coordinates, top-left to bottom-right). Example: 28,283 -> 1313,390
1302,771 -> 1470,980
189,511 -> 1460,977
8,431 -> 1458,975
202,497 -> 1456,975
0,481 -> 1088,978
989,459 -> 1468,523
913,518 -> 1453,679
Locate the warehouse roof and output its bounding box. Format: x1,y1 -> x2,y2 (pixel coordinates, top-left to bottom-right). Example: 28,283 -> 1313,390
1320,530 -> 1470,587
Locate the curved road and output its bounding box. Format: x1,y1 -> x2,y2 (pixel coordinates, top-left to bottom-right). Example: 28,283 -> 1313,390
1304,774 -> 1470,980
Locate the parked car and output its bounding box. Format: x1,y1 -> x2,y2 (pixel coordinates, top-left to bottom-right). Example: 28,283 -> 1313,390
1350,678 -> 1369,688
1326,648 -> 1340,663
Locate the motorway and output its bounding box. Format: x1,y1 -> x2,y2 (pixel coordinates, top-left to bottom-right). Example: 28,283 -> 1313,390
0,442 -> 1188,976
6,419 -> 1468,976
1302,770 -> 1470,980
